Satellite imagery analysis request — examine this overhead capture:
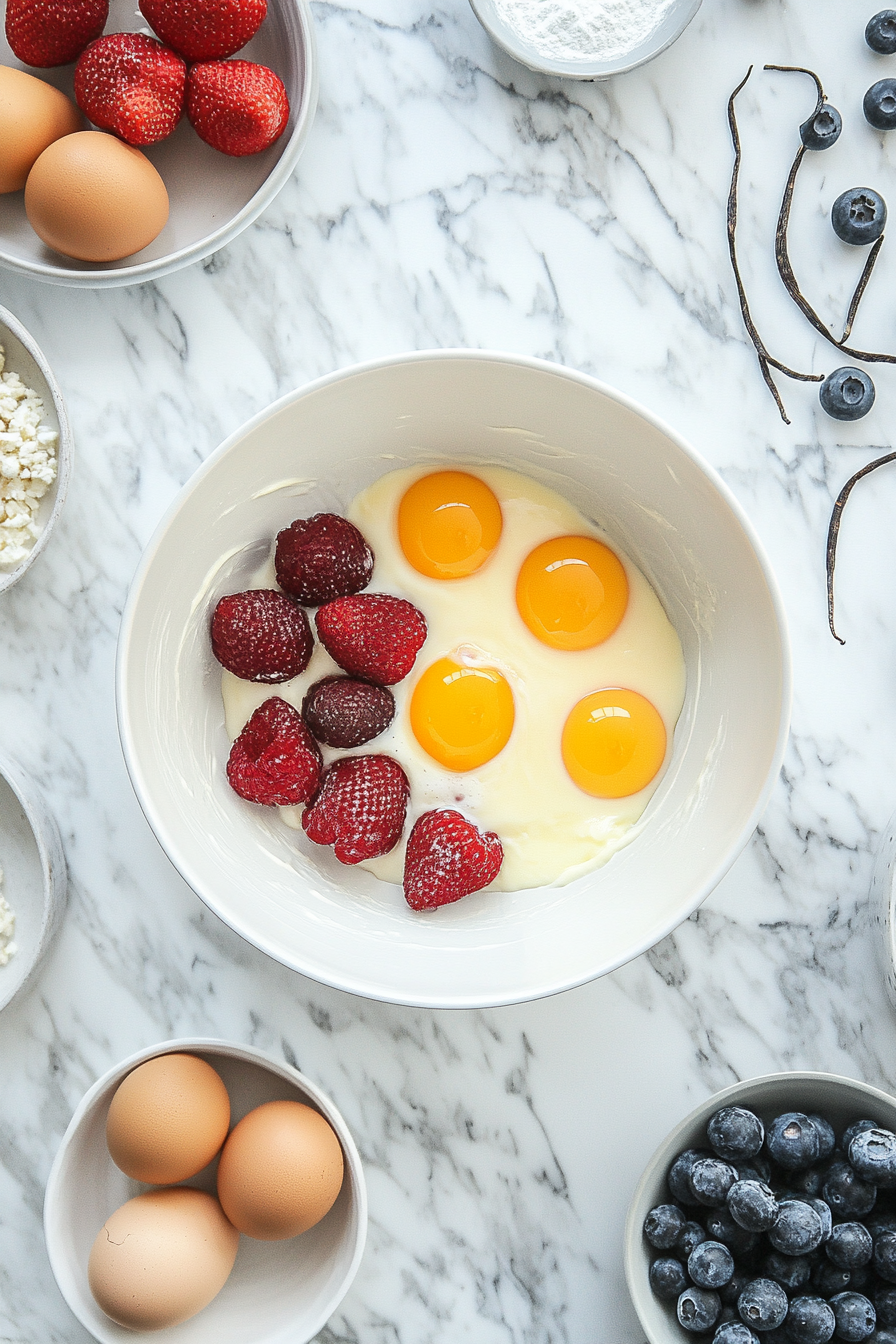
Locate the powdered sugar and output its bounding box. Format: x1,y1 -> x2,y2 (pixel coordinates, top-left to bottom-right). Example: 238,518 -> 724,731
490,0 -> 677,62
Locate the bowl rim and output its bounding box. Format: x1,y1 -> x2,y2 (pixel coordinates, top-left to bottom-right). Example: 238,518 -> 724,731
623,1069 -> 896,1344
43,1035 -> 368,1344
0,302 -> 74,593
0,0 -> 319,289
0,747 -> 68,1013
115,348 -> 793,1009
467,0 -> 703,79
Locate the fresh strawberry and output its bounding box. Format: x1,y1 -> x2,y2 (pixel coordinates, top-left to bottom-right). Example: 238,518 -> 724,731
403,809 -> 503,911
74,34 -> 186,146
275,513 -> 374,607
186,59 -> 288,157
302,756 -> 409,864
315,594 -> 426,686
227,697 -> 321,806
211,589 -> 312,683
5,0 -> 107,68
139,0 -> 265,61
302,676 -> 394,748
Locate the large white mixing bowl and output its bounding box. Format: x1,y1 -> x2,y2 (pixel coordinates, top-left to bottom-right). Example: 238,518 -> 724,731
116,351 -> 790,1008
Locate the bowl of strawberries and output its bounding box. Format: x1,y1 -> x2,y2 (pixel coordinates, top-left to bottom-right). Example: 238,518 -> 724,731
0,0 -> 317,284
116,350 -> 789,1009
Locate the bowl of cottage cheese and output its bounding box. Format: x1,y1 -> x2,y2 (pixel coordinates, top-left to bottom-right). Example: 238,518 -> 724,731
0,303 -> 72,594
468,0 -> 702,79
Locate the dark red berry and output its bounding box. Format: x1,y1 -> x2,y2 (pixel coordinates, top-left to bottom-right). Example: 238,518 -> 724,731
211,589 -> 312,683
275,513 -> 374,606
302,676 -> 395,748
226,697 -> 322,805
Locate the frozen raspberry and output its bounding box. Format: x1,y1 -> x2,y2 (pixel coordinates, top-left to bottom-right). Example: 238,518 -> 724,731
302,755 -> 409,864
302,676 -> 395,748
211,589 -> 312,683
403,809 -> 503,911
275,513 -> 374,606
226,697 -> 321,805
315,593 -> 426,686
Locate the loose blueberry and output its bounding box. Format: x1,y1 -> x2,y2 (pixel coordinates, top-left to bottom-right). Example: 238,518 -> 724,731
808,1197 -> 834,1242
722,1271 -> 756,1308
829,1225 -> 875,1270
713,1323 -> 760,1344
769,1114 -> 822,1170
692,1158 -> 741,1206
820,368 -> 876,421
865,79 -> 896,130
706,1207 -> 760,1259
670,1150 -> 711,1205
728,1180 -> 778,1232
679,1221 -> 710,1258
738,1278 -> 789,1332
690,1241 -> 736,1290
737,1155 -> 773,1185
678,1285 -> 722,1333
830,1292 -> 876,1342
825,1162 -> 878,1218
769,1200 -> 825,1256
848,1263 -> 874,1294
814,1260 -> 853,1297
872,1329 -> 896,1344
810,1118 -> 838,1163
763,1249 -> 813,1293
875,1233 -> 896,1283
801,103 -> 843,150
875,1286 -> 896,1326
709,1108 -> 766,1162
649,1256 -> 689,1301
844,1122 -> 881,1151
867,10 -> 896,52
832,190 -> 888,246
792,1168 -> 828,1200
644,1204 -> 686,1249
867,1212 -> 896,1241
852,1132 -> 896,1189
787,1296 -> 837,1344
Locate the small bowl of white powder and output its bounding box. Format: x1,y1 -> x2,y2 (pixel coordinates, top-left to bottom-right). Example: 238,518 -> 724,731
0,751 -> 67,1015
0,303 -> 73,595
469,0 -> 701,78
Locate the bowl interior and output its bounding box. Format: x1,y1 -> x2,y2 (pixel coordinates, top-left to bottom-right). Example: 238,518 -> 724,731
0,0 -> 312,283
118,351 -> 789,1007
468,0 -> 702,78
0,307 -> 69,592
625,1072 -> 896,1344
45,1042 -> 365,1344
0,766 -> 50,1010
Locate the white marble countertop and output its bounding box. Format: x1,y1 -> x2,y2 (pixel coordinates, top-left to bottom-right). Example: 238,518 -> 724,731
4,0 -> 896,1338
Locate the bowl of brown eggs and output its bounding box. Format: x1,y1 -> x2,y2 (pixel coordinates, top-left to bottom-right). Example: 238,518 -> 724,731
43,1039 -> 367,1343
0,0 -> 317,286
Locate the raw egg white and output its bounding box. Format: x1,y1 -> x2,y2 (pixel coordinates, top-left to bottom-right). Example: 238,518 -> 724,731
221,466 -> 686,891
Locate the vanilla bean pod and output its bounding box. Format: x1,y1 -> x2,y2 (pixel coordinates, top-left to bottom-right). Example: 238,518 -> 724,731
826,450 -> 896,642
727,68 -> 823,424
768,64 -> 895,364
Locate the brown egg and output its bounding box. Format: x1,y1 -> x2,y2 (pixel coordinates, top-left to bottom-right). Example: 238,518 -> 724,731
88,1187 -> 239,1331
0,66 -> 81,194
106,1052 -> 231,1184
217,1100 -> 344,1240
24,131 -> 169,262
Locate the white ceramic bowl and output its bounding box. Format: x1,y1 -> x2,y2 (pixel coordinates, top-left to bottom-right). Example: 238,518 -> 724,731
468,0 -> 701,80
0,0 -> 317,286
871,810 -> 896,1009
0,749 -> 67,1012
624,1070 -> 896,1344
44,1038 -> 367,1344
116,349 -> 790,1009
0,303 -> 73,592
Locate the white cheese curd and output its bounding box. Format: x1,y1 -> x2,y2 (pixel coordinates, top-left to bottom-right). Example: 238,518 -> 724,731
0,344 -> 59,569
221,466 -> 686,893
0,868 -> 17,966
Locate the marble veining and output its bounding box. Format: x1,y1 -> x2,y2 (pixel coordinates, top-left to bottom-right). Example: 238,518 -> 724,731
5,0 -> 896,1338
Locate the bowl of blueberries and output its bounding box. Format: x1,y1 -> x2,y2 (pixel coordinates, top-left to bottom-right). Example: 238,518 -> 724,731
625,1072 -> 896,1344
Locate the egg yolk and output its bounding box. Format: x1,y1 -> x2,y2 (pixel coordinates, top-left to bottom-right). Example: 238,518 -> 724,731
515,535 -> 628,650
562,688 -> 667,798
398,471 -> 503,579
410,657 -> 515,771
